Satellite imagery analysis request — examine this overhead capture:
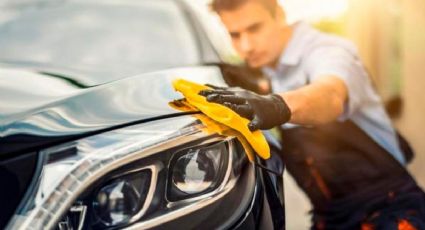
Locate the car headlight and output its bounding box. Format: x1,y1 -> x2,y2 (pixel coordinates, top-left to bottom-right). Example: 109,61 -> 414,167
7,116 -> 252,230
168,142 -> 228,200
92,169 -> 151,226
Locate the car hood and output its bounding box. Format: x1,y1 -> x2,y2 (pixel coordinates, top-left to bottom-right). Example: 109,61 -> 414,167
0,65 -> 225,155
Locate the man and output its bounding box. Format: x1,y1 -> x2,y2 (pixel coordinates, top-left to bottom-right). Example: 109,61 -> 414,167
199,0 -> 425,229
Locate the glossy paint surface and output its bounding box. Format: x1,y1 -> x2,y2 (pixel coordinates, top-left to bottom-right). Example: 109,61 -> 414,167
0,66 -> 226,154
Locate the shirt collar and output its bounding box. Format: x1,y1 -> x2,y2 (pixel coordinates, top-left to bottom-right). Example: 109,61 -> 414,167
261,21 -> 311,77
278,21 -> 309,67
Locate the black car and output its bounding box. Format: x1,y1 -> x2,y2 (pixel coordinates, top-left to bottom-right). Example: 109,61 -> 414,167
0,0 -> 285,229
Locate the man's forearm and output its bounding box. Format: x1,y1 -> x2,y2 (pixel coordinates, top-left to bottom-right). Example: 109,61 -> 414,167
279,75 -> 348,126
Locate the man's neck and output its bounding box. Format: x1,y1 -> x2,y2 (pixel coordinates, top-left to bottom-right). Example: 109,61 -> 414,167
267,25 -> 294,69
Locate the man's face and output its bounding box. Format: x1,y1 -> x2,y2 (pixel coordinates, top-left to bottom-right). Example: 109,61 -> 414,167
218,1 -> 286,68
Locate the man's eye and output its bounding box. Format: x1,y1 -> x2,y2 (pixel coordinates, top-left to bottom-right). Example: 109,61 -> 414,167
230,32 -> 240,39
248,24 -> 261,33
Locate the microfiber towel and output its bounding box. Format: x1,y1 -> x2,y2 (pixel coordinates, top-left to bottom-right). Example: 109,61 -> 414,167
171,78 -> 270,160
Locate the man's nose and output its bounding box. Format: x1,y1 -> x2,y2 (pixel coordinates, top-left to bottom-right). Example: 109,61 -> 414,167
239,33 -> 252,53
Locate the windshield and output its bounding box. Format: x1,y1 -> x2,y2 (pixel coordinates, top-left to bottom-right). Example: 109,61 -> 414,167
0,0 -> 201,83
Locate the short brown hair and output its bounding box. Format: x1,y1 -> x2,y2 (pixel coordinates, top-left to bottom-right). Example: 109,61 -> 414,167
210,0 -> 278,16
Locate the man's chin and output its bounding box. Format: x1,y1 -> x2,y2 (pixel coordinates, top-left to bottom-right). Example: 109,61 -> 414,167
247,59 -> 267,69
247,57 -> 279,69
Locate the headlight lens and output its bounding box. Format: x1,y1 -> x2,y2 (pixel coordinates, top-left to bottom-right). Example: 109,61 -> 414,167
169,142 -> 227,200
93,169 -> 151,226
94,181 -> 138,225
173,149 -> 219,193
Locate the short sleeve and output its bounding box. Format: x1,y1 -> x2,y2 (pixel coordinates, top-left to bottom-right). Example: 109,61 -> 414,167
304,45 -> 370,120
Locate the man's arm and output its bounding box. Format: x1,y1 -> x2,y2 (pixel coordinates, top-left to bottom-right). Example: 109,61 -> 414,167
200,75 -> 349,130
200,75 -> 348,131
200,45 -> 363,131
280,75 -> 348,126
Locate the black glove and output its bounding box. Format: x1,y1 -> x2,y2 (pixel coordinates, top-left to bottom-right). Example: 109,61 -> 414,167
199,85 -> 291,131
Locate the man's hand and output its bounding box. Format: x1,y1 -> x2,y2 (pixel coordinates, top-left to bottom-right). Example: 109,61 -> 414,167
199,85 -> 291,131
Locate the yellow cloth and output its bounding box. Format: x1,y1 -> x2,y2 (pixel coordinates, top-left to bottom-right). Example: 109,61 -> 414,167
171,79 -> 270,160
169,99 -> 256,162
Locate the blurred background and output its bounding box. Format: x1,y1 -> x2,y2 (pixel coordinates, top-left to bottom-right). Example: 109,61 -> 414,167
201,0 -> 425,228
287,0 -> 425,228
